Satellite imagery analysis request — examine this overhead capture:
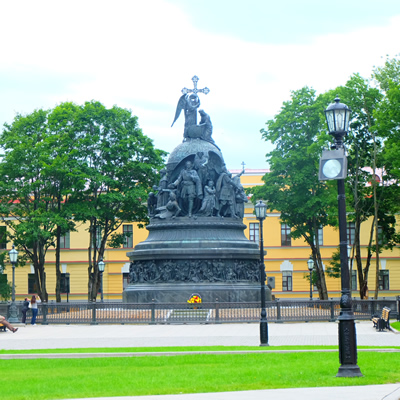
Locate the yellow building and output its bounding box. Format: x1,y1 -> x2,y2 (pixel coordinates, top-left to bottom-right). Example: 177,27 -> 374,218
2,169 -> 399,301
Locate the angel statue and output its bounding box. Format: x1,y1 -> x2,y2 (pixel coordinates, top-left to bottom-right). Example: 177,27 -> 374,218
171,92 -> 201,139
171,76 -> 211,141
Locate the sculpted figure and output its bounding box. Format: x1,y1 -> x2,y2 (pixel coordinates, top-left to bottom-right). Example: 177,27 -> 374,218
193,151 -> 208,186
153,168 -> 170,209
230,170 -> 248,219
147,192 -> 157,217
171,161 -> 202,217
198,180 -> 217,217
154,192 -> 181,219
171,93 -> 201,139
198,109 -> 214,144
216,169 -> 239,218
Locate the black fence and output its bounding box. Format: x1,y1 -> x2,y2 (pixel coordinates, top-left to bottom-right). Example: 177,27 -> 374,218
5,298 -> 399,325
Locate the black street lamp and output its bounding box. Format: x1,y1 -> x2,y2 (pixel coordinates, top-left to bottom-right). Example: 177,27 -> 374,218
307,256 -> 314,301
320,97 -> 362,377
8,245 -> 19,323
254,200 -> 268,346
98,258 -> 105,303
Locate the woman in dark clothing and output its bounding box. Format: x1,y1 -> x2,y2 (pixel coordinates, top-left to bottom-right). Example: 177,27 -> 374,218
21,297 -> 30,324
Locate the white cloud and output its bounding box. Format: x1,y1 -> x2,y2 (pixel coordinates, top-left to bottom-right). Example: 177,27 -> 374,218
1,1 -> 400,168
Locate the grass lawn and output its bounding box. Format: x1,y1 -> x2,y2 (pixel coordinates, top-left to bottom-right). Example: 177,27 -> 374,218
1,348 -> 399,400
391,321 -> 400,331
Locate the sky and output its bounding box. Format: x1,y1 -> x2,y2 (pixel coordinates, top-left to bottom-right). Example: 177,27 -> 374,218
1,0 -> 400,169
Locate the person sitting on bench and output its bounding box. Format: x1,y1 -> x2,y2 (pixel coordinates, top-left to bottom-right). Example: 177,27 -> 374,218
0,315 -> 18,333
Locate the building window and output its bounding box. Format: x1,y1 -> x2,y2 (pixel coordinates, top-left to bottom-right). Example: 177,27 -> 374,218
379,270 -> 389,290
377,226 -> 387,246
60,232 -> 70,249
249,223 -> 259,242
60,273 -> 70,293
123,225 -> 133,248
351,270 -> 357,291
0,226 -> 6,249
347,222 -> 355,245
28,274 -> 39,294
96,227 -> 102,248
281,223 -> 291,246
282,271 -> 292,291
313,227 -> 323,246
91,227 -> 102,249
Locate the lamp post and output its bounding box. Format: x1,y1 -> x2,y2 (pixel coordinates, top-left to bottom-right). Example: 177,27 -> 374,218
98,258 -> 105,303
348,245 -> 352,293
8,245 -> 19,323
319,97 -> 362,377
255,199 -> 268,346
307,256 -> 314,301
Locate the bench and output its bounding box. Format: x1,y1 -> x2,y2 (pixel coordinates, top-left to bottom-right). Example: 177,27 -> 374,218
372,307 -> 391,332
0,323 -> 6,332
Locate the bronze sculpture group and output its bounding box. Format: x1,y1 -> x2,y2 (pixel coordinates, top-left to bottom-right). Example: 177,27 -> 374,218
151,76 -> 248,219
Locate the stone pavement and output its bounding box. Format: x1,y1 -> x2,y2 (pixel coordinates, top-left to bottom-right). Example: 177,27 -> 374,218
1,321 -> 400,399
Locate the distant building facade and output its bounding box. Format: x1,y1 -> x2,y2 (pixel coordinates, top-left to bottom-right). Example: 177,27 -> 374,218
2,169 -> 399,301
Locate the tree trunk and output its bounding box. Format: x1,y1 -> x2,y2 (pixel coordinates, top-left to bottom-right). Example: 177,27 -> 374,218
306,222 -> 328,300
88,217 -> 96,301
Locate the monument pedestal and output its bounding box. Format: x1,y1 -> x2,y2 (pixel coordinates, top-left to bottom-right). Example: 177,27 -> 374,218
123,217 -> 271,303
123,282 -> 270,303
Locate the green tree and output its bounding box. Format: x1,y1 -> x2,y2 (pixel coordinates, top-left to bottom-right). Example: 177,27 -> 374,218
0,109 -> 57,301
0,101 -> 166,302
252,87 -> 334,300
330,74 -> 384,298
70,101 -> 166,301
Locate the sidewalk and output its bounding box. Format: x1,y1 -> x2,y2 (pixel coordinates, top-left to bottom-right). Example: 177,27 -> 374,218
2,320 -> 399,349
1,321 -> 400,400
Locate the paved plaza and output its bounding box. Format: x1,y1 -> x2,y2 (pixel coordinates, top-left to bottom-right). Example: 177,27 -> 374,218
1,321 -> 399,399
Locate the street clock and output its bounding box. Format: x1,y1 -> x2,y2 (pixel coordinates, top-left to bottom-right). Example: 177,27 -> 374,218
319,148 -> 347,180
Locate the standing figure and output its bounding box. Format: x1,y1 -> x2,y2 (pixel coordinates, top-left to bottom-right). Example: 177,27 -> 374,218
198,180 -> 217,217
21,297 -> 30,324
216,169 -> 238,218
172,161 -> 202,217
147,192 -> 157,218
193,151 -> 208,186
232,171 -> 248,219
30,294 -> 41,325
153,168 -> 170,209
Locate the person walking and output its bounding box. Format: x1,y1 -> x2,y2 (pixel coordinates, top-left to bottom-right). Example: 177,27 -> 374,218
21,297 -> 30,324
30,295 -> 41,325
0,315 -> 18,332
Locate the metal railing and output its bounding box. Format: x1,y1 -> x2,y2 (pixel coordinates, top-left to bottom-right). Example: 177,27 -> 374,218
5,297 -> 399,325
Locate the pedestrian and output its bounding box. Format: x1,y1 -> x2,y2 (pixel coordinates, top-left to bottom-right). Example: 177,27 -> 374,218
30,294 -> 41,325
21,297 -> 30,324
0,315 -> 18,332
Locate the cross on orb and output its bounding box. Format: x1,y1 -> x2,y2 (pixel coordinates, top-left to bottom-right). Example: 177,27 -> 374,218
181,76 -> 210,96
241,161 -> 246,173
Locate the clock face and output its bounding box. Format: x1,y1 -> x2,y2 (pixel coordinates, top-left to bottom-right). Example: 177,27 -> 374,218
322,159 -> 342,179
